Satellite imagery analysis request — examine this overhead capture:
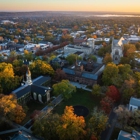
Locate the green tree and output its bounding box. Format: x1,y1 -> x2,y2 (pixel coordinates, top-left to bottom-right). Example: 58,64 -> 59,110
32,113 -> 60,140
89,55 -> 97,62
102,63 -> 119,86
66,54 -> 82,65
52,80 -> 76,100
92,84 -> 101,96
88,107 -> 108,139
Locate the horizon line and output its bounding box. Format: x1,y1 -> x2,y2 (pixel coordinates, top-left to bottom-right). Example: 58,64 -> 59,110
0,10 -> 140,14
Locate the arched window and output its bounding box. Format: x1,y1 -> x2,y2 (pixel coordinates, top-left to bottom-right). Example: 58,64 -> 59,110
33,92 -> 37,100
38,94 -> 43,103
115,50 -> 119,55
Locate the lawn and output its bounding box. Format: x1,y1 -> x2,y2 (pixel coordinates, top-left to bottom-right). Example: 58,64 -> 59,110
21,100 -> 47,125
53,88 -> 100,120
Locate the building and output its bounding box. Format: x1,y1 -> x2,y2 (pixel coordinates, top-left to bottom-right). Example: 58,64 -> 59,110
64,44 -> 93,56
129,97 -> 140,111
12,67 -> 51,105
63,60 -> 105,86
111,37 -> 129,64
117,130 -> 140,140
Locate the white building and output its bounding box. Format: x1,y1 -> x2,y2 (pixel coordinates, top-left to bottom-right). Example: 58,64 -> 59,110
111,37 -> 129,64
64,44 -> 93,56
87,38 -> 95,50
129,97 -> 140,111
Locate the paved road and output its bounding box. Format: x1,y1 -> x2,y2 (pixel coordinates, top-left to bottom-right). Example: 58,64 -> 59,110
101,110 -> 117,140
24,94 -> 63,129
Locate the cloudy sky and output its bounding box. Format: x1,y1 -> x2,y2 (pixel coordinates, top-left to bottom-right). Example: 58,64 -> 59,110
0,0 -> 140,13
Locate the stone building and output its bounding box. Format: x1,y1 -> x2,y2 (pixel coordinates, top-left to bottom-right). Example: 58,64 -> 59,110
111,37 -> 129,64
63,60 -> 105,86
12,67 -> 51,105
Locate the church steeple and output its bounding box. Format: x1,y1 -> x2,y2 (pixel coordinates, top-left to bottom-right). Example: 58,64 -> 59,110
26,67 -> 32,85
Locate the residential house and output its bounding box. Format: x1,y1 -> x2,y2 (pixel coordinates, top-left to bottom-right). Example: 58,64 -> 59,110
117,130 -> 140,140
129,97 -> 140,111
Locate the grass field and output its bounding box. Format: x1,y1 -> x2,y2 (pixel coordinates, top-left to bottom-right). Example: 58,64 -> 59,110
53,88 -> 100,121
21,100 -> 47,125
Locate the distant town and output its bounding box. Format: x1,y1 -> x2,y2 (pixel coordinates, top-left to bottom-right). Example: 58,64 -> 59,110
0,11 -> 140,140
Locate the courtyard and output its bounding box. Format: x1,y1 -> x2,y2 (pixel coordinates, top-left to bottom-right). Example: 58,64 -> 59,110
53,88 -> 100,120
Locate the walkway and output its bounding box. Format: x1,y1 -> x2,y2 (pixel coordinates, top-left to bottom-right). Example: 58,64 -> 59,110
0,94 -> 63,136
101,104 -> 118,140
70,81 -> 92,92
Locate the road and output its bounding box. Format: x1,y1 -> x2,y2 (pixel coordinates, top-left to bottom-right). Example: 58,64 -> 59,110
101,110 -> 117,140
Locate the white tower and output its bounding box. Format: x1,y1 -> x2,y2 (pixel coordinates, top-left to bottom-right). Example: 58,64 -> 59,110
87,38 -> 95,50
26,67 -> 32,85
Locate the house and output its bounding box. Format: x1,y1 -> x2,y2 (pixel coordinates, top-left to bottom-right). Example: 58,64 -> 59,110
117,130 -> 140,140
129,97 -> 140,111
63,60 -> 105,86
12,67 -> 51,105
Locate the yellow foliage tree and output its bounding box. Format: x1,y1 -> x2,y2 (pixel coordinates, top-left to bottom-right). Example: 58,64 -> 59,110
57,106 -> 86,140
29,60 -> 54,77
0,94 -> 26,124
0,62 -> 14,78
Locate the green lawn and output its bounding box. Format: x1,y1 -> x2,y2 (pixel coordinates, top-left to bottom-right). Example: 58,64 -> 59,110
21,100 -> 47,125
53,88 -> 100,120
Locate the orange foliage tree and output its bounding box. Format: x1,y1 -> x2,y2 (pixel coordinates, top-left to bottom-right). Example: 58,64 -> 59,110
0,94 -> 26,124
57,106 -> 86,140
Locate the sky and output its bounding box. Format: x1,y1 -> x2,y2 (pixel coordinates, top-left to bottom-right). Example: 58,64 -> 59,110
0,0 -> 140,13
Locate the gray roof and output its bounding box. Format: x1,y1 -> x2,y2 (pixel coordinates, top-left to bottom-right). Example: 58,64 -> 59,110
12,85 -> 31,98
63,68 -> 75,75
82,72 -> 98,80
113,39 -> 119,46
122,40 -> 129,44
12,76 -> 51,99
129,97 -> 140,107
31,85 -> 51,95
33,76 -> 51,85
118,130 -> 140,140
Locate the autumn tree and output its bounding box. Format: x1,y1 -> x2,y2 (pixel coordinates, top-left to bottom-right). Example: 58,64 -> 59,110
24,50 -> 33,61
52,80 -> 76,100
106,85 -> 120,102
53,69 -> 67,82
88,107 -> 108,139
29,60 -> 54,77
0,62 -> 21,93
114,105 -> 131,129
103,53 -> 112,64
57,106 -> 86,140
0,94 -> 26,124
118,64 -> 133,81
121,78 -> 135,102
32,112 -> 60,140
100,96 -> 114,114
92,84 -> 101,96
123,44 -> 136,57
102,63 -> 119,86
